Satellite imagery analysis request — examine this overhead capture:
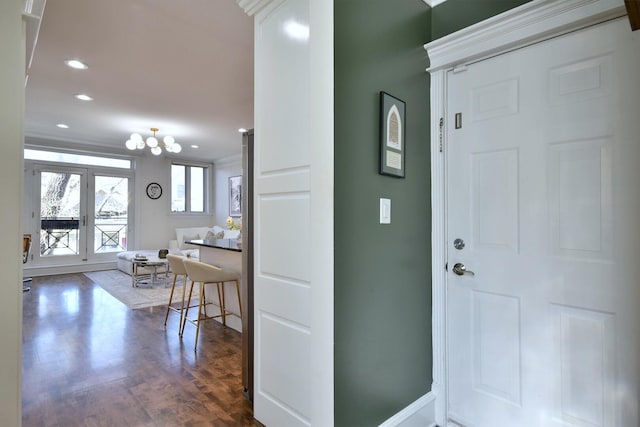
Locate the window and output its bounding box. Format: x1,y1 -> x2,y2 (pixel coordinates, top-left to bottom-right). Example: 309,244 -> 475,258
25,149 -> 131,169
171,163 -> 208,213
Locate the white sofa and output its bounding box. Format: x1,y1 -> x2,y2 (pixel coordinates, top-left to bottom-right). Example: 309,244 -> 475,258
117,225 -> 241,275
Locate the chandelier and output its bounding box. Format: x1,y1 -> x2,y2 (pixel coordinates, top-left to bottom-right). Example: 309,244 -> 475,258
125,127 -> 182,155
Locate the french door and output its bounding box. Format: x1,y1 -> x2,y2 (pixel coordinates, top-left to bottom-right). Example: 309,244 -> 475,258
30,163 -> 131,267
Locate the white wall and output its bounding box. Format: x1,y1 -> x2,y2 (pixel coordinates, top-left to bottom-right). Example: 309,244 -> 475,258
133,154 -> 216,249
0,1 -> 25,424
212,154 -> 242,226
21,141 -> 229,254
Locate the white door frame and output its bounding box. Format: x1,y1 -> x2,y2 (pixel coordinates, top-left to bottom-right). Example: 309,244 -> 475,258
424,0 -> 627,424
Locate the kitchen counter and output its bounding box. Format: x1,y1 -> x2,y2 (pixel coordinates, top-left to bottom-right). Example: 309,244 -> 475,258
185,238 -> 242,252
185,238 -> 243,332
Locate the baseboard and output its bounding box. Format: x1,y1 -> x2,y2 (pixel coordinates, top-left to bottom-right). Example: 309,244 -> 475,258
379,392 -> 437,427
24,261 -> 117,277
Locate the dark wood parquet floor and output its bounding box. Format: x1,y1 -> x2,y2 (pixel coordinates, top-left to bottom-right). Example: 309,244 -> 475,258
22,273 -> 263,427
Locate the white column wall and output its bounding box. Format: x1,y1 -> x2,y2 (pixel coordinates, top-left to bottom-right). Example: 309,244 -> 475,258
238,0 -> 334,425
0,1 -> 25,424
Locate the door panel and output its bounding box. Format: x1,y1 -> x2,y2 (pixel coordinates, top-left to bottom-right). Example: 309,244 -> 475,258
37,168 -> 86,264
447,18 -> 639,427
93,175 -> 129,254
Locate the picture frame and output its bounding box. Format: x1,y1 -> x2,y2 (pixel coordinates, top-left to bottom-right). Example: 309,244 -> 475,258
229,175 -> 242,217
379,91 -> 406,178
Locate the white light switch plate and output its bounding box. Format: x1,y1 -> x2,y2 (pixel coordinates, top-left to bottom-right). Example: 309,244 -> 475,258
380,198 -> 391,224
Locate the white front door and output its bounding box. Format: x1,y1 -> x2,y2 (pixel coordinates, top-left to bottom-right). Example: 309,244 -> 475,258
446,18 -> 639,427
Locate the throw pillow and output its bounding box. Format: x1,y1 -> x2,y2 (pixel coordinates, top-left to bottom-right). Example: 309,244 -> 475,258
205,230 -> 224,240
181,234 -> 200,249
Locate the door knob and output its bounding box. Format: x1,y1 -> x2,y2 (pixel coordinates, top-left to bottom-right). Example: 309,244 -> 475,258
453,262 -> 475,276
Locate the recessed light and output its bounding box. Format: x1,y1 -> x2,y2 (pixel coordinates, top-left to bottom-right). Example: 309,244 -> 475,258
56,123 -> 69,129
75,94 -> 93,101
65,59 -> 88,70
238,128 -> 247,133
190,145 -> 199,149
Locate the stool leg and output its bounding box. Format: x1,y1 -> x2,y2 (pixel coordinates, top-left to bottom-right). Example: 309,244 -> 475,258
164,273 -> 178,327
235,280 -> 242,320
217,282 -> 226,327
194,281 -> 205,351
178,275 -> 188,336
181,279 -> 196,337
202,285 -> 208,317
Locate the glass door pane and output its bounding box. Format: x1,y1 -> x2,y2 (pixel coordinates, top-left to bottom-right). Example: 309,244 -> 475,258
94,176 -> 129,253
39,171 -> 83,257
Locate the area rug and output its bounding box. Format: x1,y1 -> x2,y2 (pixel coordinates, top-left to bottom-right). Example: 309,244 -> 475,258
83,270 -> 186,310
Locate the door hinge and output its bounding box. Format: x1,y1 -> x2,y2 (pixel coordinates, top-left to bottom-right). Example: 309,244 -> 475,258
455,112 -> 462,129
438,117 -> 444,152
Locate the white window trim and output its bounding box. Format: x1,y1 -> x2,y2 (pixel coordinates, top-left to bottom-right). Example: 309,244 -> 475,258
170,161 -> 211,215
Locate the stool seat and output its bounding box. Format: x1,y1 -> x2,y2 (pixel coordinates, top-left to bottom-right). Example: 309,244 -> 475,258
182,259 -> 242,351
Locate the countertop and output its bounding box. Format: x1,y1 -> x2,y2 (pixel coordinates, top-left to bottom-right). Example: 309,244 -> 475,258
185,238 -> 242,252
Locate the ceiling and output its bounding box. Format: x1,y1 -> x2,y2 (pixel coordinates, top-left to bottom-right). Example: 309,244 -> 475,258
25,0 -> 254,162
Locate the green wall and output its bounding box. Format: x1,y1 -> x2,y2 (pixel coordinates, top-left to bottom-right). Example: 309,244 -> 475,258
431,0 -> 532,40
334,1 -> 432,426
333,1 -> 534,425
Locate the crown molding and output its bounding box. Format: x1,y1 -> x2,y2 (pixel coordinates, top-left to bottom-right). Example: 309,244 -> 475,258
214,153 -> 242,166
425,0 -> 626,72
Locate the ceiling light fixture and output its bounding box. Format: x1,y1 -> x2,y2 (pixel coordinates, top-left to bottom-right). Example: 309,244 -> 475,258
125,127 -> 182,156
65,59 -> 88,70
56,123 -> 69,129
238,128 -> 247,133
75,93 -> 93,101
190,145 -> 199,149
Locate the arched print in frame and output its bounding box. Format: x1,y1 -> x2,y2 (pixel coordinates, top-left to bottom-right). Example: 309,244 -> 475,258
379,91 -> 406,177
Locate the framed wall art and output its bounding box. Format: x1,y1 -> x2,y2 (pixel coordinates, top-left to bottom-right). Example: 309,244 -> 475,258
229,175 -> 242,217
379,91 -> 406,178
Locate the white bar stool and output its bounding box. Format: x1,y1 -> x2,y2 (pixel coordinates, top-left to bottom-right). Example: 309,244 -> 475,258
164,254 -> 192,335
182,258 -> 242,351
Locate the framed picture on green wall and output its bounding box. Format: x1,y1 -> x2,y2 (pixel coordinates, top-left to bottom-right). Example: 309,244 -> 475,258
379,91 -> 406,178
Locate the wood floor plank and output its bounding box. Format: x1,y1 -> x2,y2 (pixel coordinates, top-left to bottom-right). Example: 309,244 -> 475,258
22,273 -> 262,427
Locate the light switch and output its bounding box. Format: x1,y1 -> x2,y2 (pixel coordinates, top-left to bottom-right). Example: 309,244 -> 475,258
380,198 -> 391,224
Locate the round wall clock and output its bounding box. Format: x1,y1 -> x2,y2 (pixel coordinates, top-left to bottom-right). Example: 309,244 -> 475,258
146,182 -> 162,200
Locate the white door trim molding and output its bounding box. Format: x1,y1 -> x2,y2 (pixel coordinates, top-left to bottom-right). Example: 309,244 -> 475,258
424,0 -> 626,425
426,0 -> 625,73
422,0 -> 448,8
379,391 -> 437,427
